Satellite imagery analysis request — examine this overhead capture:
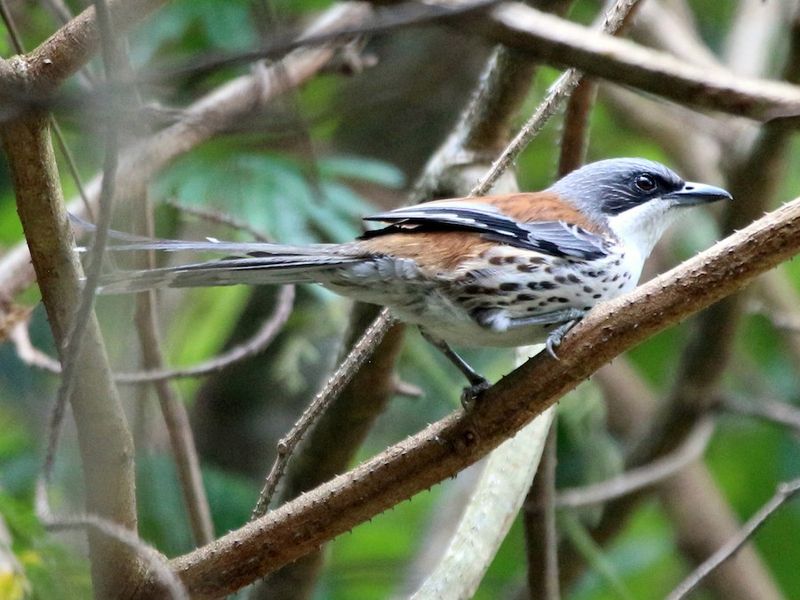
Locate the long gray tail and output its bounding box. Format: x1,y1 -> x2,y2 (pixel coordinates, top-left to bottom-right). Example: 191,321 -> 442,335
93,238 -> 364,294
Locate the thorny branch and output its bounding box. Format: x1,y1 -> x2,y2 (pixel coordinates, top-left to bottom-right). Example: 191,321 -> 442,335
159,197 -> 800,598
252,309 -> 396,517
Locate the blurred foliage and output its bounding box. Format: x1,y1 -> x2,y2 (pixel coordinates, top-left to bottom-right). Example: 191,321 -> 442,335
154,147 -> 401,244
0,493 -> 91,599
0,0 -> 799,598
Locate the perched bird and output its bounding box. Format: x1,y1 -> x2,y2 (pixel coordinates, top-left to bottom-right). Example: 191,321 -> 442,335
97,158 -> 730,397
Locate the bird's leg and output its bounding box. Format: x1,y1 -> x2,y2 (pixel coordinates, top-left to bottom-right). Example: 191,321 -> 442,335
419,329 -> 490,409
507,308 -> 588,359
544,319 -> 581,359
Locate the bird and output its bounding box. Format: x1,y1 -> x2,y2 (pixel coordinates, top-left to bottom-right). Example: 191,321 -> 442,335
95,158 -> 731,400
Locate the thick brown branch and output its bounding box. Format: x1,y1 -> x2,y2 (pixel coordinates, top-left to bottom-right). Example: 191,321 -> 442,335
1,114 -> 140,597
159,199 -> 800,598
462,3 -> 800,121
0,0 -> 165,92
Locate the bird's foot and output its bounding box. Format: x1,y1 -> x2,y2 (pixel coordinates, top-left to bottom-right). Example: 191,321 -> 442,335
545,319 -> 580,360
461,377 -> 491,411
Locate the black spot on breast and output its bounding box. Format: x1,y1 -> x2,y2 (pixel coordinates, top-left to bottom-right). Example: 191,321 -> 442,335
567,274 -> 581,284
554,275 -> 567,284
517,263 -> 536,273
593,293 -> 602,299
583,285 -> 594,293
516,294 -> 535,302
529,281 -> 556,291
499,282 -> 521,291
489,256 -> 504,266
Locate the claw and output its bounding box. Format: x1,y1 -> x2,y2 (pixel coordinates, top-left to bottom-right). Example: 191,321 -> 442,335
545,335 -> 561,360
545,319 -> 580,360
461,378 -> 491,411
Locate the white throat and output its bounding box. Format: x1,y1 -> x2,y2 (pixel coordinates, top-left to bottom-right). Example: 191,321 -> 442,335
605,199 -> 691,264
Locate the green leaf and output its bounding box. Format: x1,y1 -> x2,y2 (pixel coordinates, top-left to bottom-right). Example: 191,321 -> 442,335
319,156 -> 405,188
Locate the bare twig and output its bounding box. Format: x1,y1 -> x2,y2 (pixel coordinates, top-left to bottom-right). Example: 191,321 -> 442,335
524,419 -> 560,600
9,322 -> 62,373
117,285 -> 295,383
556,78 -> 597,177
134,0 -> 501,85
252,309 -> 396,517
666,478 -> 800,600
723,396 -> 800,434
167,201 -> 272,242
557,417 -> 714,508
748,298 -> 800,334
133,200 -> 215,547
472,0 -> 643,195
7,284 -> 294,382
471,68 -> 582,196
0,0 -> 24,53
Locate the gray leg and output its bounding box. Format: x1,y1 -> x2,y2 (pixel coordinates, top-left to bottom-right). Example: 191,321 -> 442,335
419,329 -> 490,408
507,308 -> 588,359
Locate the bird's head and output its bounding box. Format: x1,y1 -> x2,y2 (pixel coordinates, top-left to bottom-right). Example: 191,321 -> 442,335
549,158 -> 731,259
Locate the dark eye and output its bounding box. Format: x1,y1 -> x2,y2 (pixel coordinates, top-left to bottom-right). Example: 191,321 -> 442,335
634,174 -> 656,192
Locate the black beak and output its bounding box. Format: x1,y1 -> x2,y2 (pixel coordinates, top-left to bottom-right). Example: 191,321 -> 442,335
664,181 -> 732,206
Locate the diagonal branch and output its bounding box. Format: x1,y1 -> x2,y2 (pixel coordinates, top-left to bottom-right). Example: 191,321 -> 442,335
158,197 -> 800,598
457,2 -> 800,121
667,477 -> 800,600
0,0 -> 165,92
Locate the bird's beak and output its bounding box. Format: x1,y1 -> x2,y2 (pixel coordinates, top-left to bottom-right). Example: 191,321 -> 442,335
663,181 -> 732,206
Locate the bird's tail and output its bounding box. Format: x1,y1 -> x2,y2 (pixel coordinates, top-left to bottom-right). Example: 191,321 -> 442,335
88,237 -> 363,294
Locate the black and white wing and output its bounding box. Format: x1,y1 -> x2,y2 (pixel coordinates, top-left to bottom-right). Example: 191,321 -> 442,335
362,201 -> 610,261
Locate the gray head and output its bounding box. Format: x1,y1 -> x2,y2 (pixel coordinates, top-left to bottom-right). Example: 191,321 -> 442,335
549,158 -> 731,258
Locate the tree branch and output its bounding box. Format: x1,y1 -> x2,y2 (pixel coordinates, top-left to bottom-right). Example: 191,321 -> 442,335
157,197 -> 800,598
1,114 -> 140,597
667,478 -> 800,600
461,2 -> 800,121
0,0 -> 165,93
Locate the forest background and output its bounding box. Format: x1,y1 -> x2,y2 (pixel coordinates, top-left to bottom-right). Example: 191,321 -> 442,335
0,0 -> 799,598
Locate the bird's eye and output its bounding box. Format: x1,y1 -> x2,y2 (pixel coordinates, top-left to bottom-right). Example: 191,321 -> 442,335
634,174 -> 656,192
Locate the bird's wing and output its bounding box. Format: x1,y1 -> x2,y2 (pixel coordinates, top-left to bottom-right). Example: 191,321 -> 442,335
362,201 -> 610,260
